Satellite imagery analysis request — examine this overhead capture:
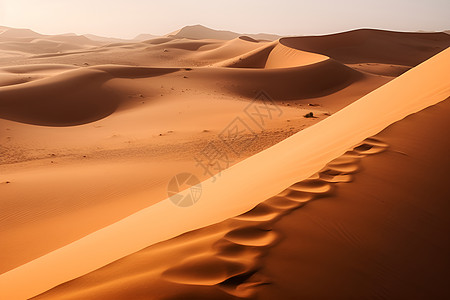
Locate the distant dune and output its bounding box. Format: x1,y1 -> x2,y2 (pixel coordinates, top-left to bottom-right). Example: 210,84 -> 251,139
168,24 -> 281,41
83,34 -> 135,44
0,27 -> 42,39
133,33 -> 159,41
0,26 -> 159,47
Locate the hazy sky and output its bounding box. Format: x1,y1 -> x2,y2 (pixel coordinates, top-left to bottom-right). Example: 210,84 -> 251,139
0,0 -> 449,38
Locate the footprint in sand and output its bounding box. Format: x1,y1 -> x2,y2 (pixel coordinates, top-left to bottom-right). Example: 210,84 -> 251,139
162,255 -> 250,286
289,179 -> 333,194
224,227 -> 279,247
353,137 -> 389,155
264,196 -> 302,210
233,203 -> 282,222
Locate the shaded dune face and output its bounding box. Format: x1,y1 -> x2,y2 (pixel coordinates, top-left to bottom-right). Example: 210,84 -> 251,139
218,60 -> 364,100
0,69 -> 116,126
279,29 -> 450,66
0,66 -> 178,126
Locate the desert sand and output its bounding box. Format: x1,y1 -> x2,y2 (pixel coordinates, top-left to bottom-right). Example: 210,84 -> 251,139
32,100 -> 450,300
0,25 -> 449,299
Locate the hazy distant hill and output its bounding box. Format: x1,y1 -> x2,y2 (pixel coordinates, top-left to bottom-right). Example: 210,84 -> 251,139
0,27 -> 42,38
133,33 -> 159,41
168,24 -> 281,41
84,34 -> 136,44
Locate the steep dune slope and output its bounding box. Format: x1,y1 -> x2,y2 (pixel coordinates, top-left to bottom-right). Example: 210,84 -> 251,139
264,42 -> 327,69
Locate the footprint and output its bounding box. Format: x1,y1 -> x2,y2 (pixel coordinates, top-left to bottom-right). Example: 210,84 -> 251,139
213,239 -> 262,260
219,271 -> 270,298
264,196 -> 301,210
323,161 -> 360,174
284,190 -> 314,203
289,179 -> 332,194
233,203 -> 282,222
353,138 -> 388,155
274,188 -> 292,197
225,227 -> 279,247
162,255 -> 250,286
320,173 -> 353,183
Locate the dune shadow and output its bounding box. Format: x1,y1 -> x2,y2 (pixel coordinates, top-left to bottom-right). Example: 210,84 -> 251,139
0,66 -> 179,127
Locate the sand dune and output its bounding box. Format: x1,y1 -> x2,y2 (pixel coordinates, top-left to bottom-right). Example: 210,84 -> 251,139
215,60 -> 363,100
0,39 -> 91,56
1,27 -> 443,75
0,67 -> 118,125
168,25 -> 281,41
192,37 -> 265,62
0,27 -> 42,39
264,42 -> 328,68
0,62 -> 319,274
83,34 -> 132,44
133,33 -> 159,41
0,35 -> 364,127
82,33 -> 160,44
214,42 -> 277,68
280,29 -> 450,77
0,26 -> 104,67
1,25 -> 448,299
280,29 -> 450,65
0,41 -> 448,300
216,39 -> 329,70
29,137 -> 391,300
0,60 -> 349,126
43,35 -> 100,47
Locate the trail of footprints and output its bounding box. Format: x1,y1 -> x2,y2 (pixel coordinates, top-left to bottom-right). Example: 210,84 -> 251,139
162,137 -> 389,298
